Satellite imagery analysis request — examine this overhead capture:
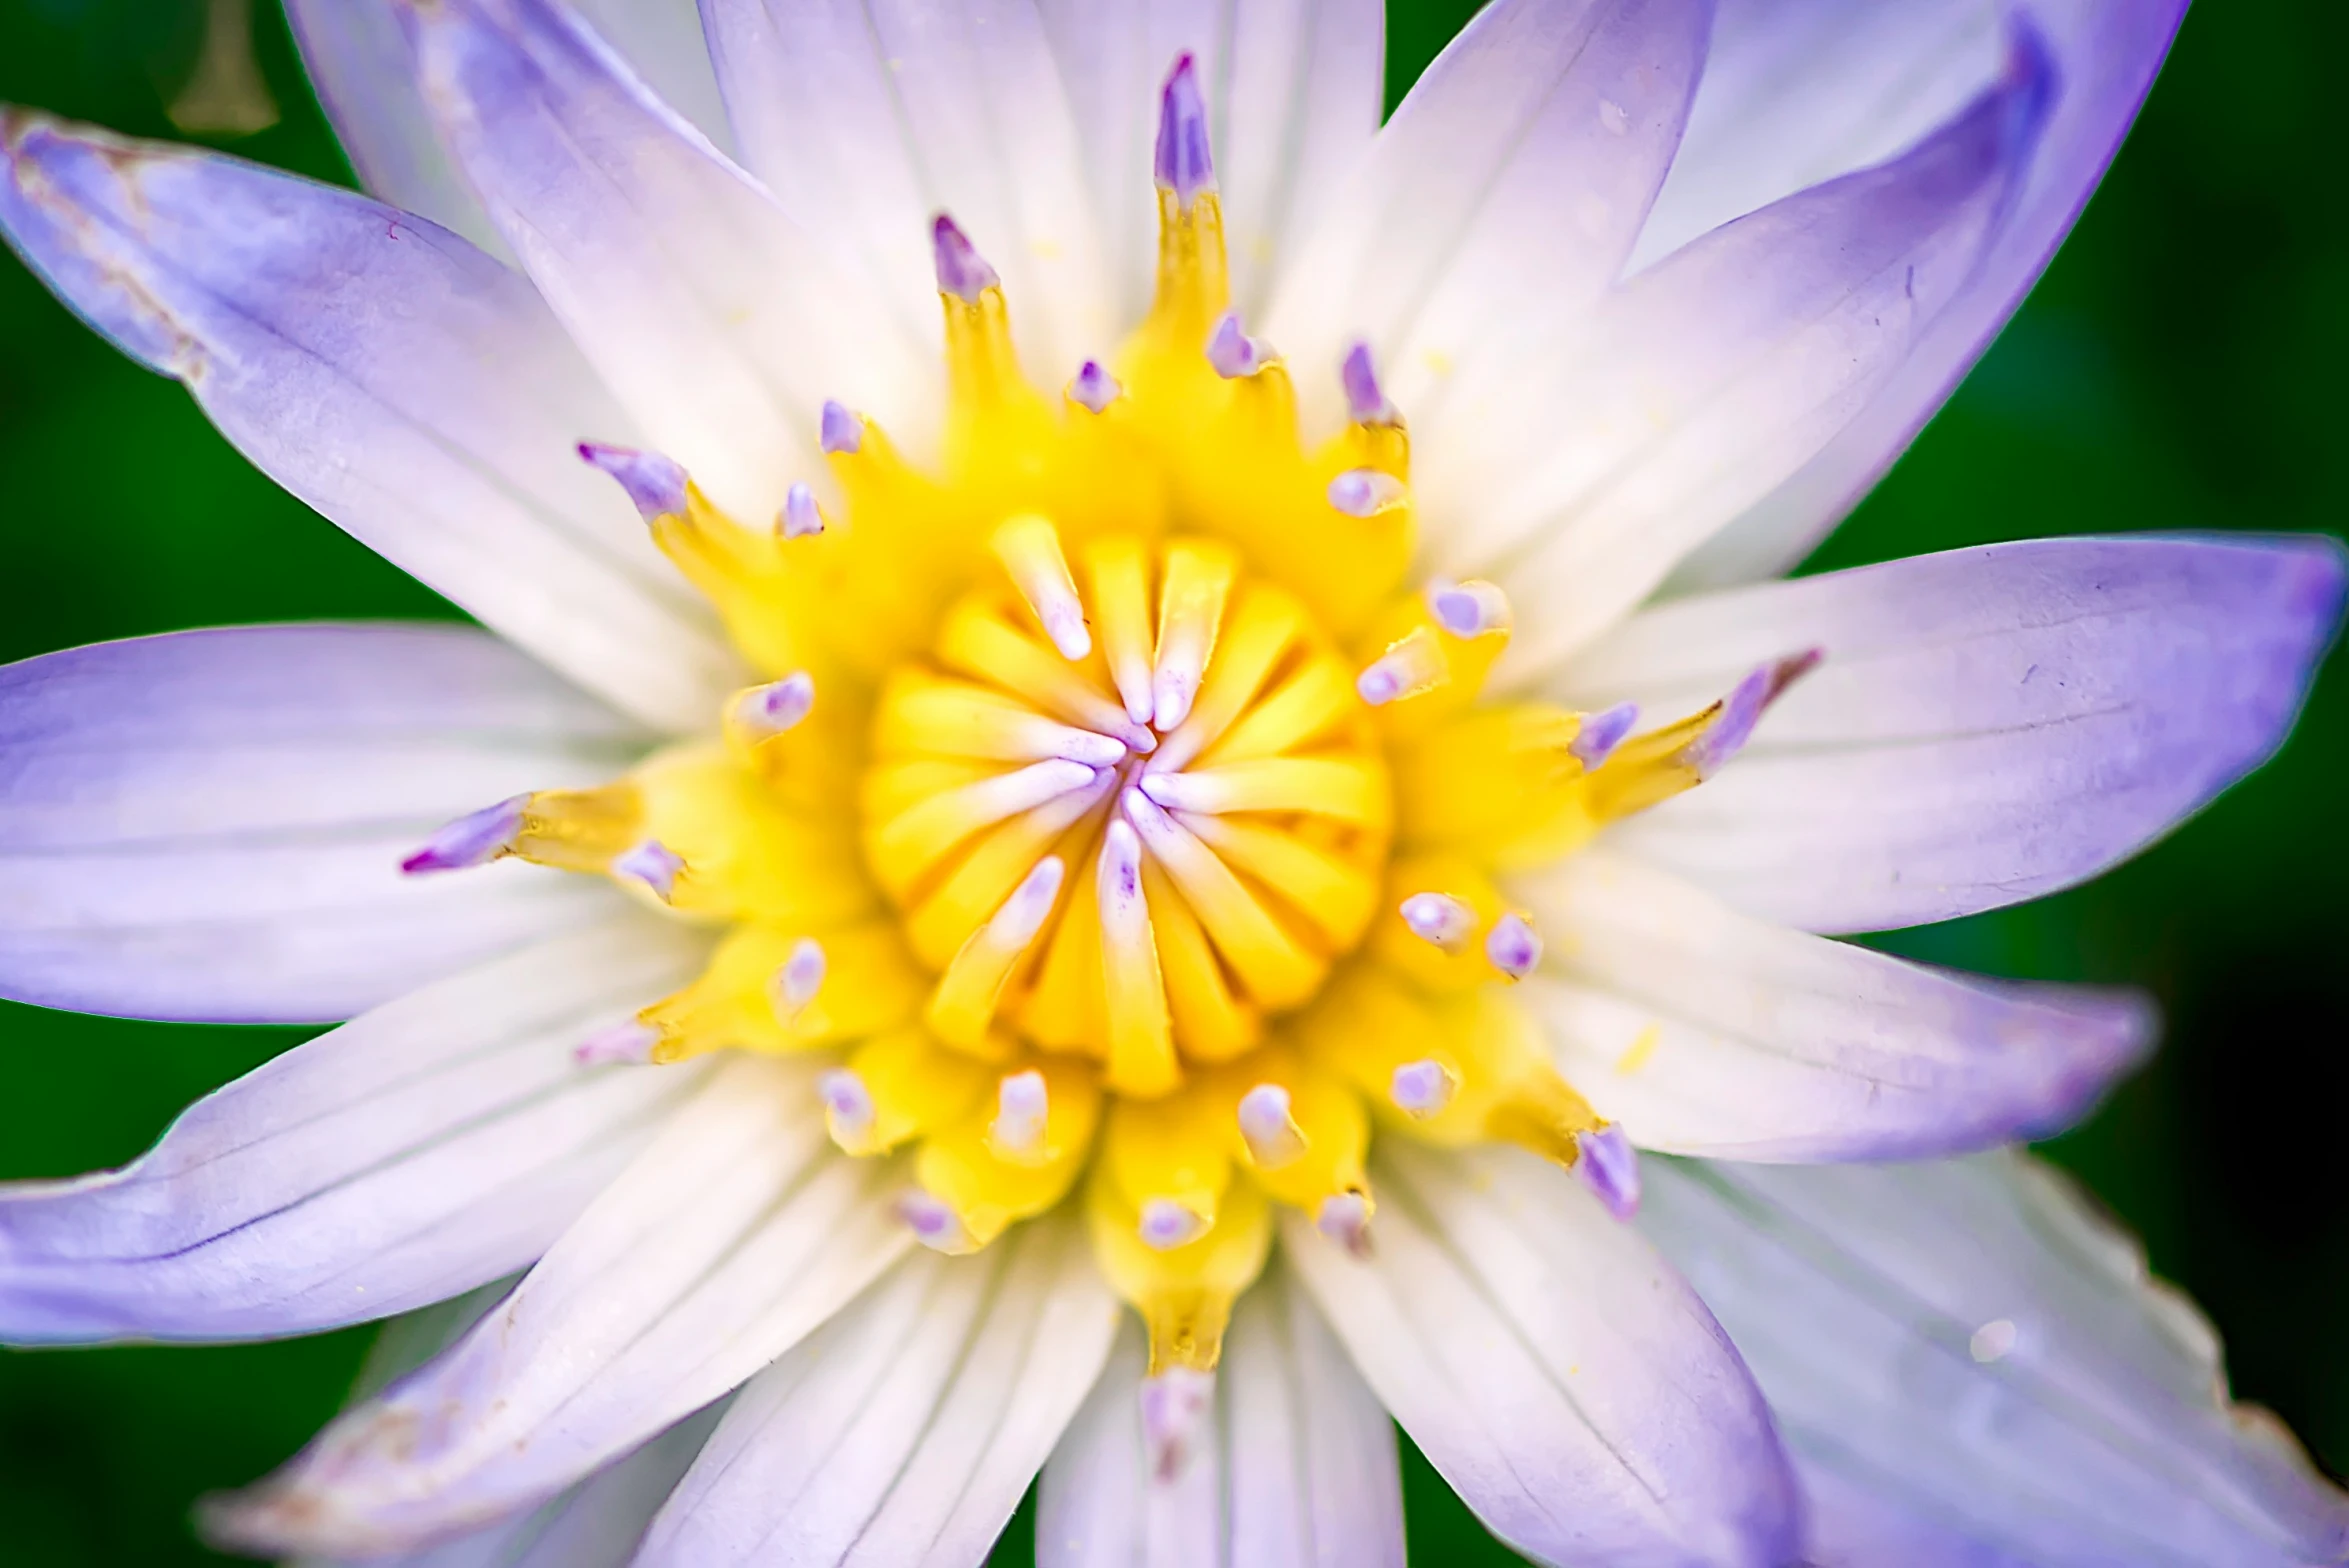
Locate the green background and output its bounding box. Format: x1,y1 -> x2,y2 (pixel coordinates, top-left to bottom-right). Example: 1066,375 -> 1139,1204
1,0 -> 2342,1561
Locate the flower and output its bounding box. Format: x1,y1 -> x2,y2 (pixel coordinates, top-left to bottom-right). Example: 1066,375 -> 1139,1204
0,0 -> 2343,1564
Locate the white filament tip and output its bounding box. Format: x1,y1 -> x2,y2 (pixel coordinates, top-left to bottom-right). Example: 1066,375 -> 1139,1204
1398,892 -> 1477,952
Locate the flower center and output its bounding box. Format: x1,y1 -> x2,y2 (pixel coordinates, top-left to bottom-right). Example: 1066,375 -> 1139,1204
865,527 -> 1390,1098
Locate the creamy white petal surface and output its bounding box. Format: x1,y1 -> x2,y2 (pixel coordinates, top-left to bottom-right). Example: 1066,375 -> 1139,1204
296,1283 -> 729,1568
0,919 -> 710,1342
402,0 -> 931,516
1039,1257 -> 1405,1568
1560,535 -> 2347,932
1512,848 -> 2151,1161
641,1207 -> 1116,1566
209,1056 -> 910,1557
1269,0 -> 1709,439
1657,0 -> 2191,589
1286,1143 -> 1799,1568
0,625 -> 651,1022
0,124 -> 740,729
1641,1153 -> 2349,1567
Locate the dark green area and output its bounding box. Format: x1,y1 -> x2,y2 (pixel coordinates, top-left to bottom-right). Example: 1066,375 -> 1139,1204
0,0 -> 2342,1563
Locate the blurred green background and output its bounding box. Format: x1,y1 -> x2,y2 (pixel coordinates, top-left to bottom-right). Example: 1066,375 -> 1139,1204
0,0 -> 2342,1562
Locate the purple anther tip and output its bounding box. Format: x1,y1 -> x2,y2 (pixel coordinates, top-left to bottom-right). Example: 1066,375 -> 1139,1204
1485,913 -> 1541,980
1569,701 -> 1640,770
778,482 -> 824,539
1574,1124 -> 1641,1221
897,1191 -> 965,1251
1327,468 -> 1405,518
400,794 -> 527,875
931,212 -> 1000,303
1399,892 -> 1476,952
577,441 -> 687,520
1069,359 -> 1121,413
1139,1199 -> 1204,1251
1153,52 -> 1215,207
1390,1058 -> 1455,1117
1681,648 -> 1819,778
1316,1191 -> 1374,1258
735,672 -> 815,741
819,399 -> 863,456
1428,579 -> 1506,638
1141,1367 -> 1215,1481
612,839 -> 685,902
1341,341 -> 1394,425
818,1067 -> 872,1128
1205,312 -> 1265,379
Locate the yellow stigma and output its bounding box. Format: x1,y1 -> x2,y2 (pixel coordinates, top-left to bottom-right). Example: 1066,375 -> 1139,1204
419,67 -> 1815,1378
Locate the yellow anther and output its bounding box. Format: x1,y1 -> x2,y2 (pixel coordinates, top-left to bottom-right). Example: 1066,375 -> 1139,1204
1142,858 -> 1261,1063
1097,819 -> 1178,1097
912,1056 -> 1103,1252
1139,755 -> 1388,826
1152,539 -> 1238,731
937,600 -> 1141,741
634,920 -> 923,1064
1081,535 -> 1159,725
825,1027 -> 989,1156
1203,652 -> 1357,765
1149,586 -> 1304,772
1090,1164 -> 1271,1375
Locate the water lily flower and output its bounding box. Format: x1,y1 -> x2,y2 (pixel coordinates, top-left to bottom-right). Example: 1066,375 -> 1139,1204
2,1 -> 2344,1564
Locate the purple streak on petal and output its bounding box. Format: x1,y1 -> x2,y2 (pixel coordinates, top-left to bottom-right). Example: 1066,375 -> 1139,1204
1140,1366 -> 1215,1480
1341,341 -> 1394,424
400,795 -> 528,875
1206,312 -> 1267,378
1068,359 -> 1121,413
1153,52 -> 1216,207
1680,649 -> 1822,779
818,399 -> 862,455
931,212 -> 1000,302
1328,468 -> 1405,517
572,1019 -> 657,1067
1569,702 -> 1640,770
612,840 -> 684,902
1573,1125 -> 1641,1221
777,482 -> 823,538
576,441 -> 686,520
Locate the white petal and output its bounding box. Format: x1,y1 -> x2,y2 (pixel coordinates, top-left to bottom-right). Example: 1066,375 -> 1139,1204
1555,535 -> 2346,933
1640,1153 -> 2349,1567
1038,0 -> 1385,328
1284,1142 -> 1800,1567
1419,51 -> 2049,677
1511,848 -> 2151,1161
1268,0 -> 1708,438
208,1055 -> 911,1558
0,120 -> 743,730
0,917 -> 711,1343
0,625 -> 650,1023
403,0 -> 933,516
642,1205 -> 1117,1566
702,0 -> 1111,388
1649,1 -> 2189,590
1037,1256 -> 1405,1568
293,1284 -> 728,1568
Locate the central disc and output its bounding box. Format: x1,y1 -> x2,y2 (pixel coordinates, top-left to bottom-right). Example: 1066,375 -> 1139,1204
862,523 -> 1392,1096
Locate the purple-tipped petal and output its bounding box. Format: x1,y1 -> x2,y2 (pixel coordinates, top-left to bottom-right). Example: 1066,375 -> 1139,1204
1153,52 -> 1215,208
202,1057 -> 909,1557
1661,2 -> 2189,590
931,212 -> 1000,302
818,399 -> 862,456
1572,1125 -> 1641,1220
0,625 -> 634,1025
0,920 -> 708,1343
1283,1143 -> 1800,1567
577,442 -> 687,521
401,795 -> 528,875
1642,1150 -> 2349,1567
1068,359 -> 1121,413
1569,701 -> 1640,770
1560,536 -> 2349,934
1205,312 -> 1269,378
637,1212 -> 1118,1566
1516,848 -> 2156,1162
0,110 -> 733,729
